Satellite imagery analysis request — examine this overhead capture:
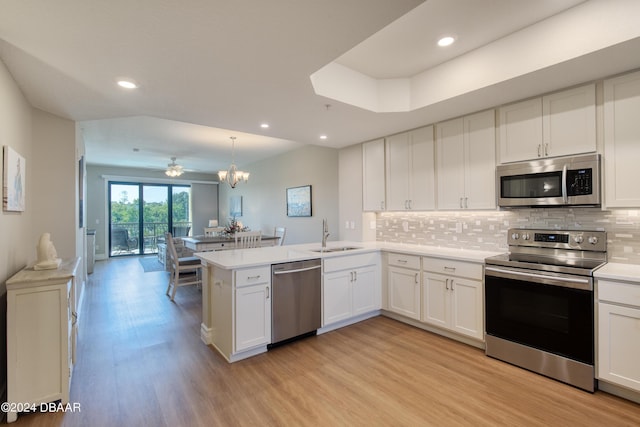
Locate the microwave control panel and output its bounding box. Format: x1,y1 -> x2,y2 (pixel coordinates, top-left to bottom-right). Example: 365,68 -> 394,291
567,168 -> 592,196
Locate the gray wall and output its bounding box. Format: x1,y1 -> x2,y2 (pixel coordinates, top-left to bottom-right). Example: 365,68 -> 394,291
0,58 -> 81,403
218,145 -> 339,245
85,165 -> 218,258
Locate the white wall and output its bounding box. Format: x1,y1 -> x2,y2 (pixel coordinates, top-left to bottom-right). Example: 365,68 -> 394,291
218,145 -> 339,245
0,58 -> 33,397
338,143 -> 376,241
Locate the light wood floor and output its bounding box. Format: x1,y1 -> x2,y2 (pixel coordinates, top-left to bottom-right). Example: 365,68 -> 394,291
13,256 -> 640,426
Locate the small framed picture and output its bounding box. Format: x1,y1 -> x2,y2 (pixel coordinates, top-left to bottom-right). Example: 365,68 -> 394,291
286,185 -> 311,217
3,146 -> 26,212
230,195 -> 243,217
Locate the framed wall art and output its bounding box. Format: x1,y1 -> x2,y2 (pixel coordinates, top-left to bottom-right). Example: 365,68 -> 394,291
3,146 -> 26,212
286,185 -> 311,217
230,195 -> 243,217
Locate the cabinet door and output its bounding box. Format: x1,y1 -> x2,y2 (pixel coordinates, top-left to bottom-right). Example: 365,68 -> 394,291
362,138 -> 386,211
422,273 -> 448,328
235,283 -> 271,352
604,70 -> 640,207
449,278 -> 483,340
388,266 -> 420,320
499,97 -> 543,163
323,270 -> 353,325
464,110 -> 496,209
352,266 -> 379,316
436,118 -> 465,209
408,125 -> 436,210
543,84 -> 596,158
597,302 -> 640,392
386,132 -> 411,210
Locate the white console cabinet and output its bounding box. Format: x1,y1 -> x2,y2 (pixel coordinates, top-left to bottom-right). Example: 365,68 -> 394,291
5,258 -> 80,423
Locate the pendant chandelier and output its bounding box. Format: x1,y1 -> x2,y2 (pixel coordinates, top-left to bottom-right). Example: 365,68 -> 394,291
218,136 -> 249,188
165,157 -> 184,177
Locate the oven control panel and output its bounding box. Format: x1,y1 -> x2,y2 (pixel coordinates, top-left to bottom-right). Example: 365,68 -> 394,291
507,228 -> 606,251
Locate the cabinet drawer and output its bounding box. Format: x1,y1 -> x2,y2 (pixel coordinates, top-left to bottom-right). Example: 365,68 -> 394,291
387,253 -> 420,270
423,257 -> 482,280
324,252 -> 379,273
235,266 -> 271,287
598,280 -> 640,307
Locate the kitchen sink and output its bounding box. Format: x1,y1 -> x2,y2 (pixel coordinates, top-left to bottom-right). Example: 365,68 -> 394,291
311,246 -> 362,253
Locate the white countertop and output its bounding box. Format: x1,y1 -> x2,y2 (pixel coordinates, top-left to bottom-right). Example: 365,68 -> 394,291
594,262 -> 640,283
195,240 -> 502,269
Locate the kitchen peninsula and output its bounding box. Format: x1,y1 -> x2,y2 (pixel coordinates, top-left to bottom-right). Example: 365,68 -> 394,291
195,242 -> 499,363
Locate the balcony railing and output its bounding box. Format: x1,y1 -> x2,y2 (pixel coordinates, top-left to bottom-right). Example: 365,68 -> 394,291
110,222 -> 192,256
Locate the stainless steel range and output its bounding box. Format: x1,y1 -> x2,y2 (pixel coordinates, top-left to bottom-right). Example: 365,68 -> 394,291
484,228 -> 607,392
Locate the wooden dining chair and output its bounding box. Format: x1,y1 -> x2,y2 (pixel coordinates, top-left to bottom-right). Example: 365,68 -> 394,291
165,232 -> 202,301
274,226 -> 286,246
234,231 -> 262,249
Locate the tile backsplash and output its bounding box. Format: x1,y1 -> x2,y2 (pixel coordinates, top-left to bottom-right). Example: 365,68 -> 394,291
377,208 -> 640,264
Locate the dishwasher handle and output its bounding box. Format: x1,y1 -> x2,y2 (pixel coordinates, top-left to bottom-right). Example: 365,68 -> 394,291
273,264 -> 321,275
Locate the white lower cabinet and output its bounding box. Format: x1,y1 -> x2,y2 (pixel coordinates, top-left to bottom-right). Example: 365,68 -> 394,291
422,258 -> 484,340
597,279 -> 640,392
323,253 -> 380,327
211,265 -> 271,361
387,253 -> 421,320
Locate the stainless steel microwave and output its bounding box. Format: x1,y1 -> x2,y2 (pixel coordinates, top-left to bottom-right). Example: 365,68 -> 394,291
497,154 -> 601,208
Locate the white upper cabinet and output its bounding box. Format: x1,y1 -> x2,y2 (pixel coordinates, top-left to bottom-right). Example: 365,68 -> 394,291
499,98 -> 542,163
385,125 -> 435,211
499,84 -> 596,163
436,110 -> 496,210
604,70 -> 640,208
362,138 -> 386,211
542,84 -> 597,158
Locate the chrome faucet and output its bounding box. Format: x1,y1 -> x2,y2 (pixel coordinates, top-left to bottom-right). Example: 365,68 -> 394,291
322,219 -> 330,248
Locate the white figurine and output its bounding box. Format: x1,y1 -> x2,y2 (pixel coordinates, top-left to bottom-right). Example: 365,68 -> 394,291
34,232 -> 61,270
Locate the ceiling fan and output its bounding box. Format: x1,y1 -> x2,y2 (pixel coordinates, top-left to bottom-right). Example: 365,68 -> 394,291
165,157 -> 184,177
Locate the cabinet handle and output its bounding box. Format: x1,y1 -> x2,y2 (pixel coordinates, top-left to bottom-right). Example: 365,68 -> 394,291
459,197 -> 463,208
451,280 -> 455,291
381,201 -> 385,210
247,275 -> 261,280
445,278 -> 449,290
350,271 -> 354,282
538,144 -> 541,157
464,197 -> 468,209
544,143 -> 549,156
444,266 -> 456,272
354,271 -> 357,282
397,259 -> 407,264
408,200 -> 412,210
266,286 -> 269,299
415,273 -> 419,284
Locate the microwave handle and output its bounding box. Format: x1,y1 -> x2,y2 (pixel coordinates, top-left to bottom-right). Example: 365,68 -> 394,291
562,164 -> 568,203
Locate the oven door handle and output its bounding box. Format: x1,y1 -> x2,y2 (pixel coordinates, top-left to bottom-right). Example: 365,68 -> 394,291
485,266 -> 592,291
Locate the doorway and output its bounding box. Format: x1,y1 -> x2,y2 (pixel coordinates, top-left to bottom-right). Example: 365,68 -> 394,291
109,182 -> 191,256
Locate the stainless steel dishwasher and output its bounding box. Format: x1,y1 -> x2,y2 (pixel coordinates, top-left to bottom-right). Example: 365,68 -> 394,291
270,258 -> 322,346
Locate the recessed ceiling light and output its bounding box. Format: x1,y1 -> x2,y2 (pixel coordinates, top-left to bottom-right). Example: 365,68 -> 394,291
437,36 -> 455,47
319,135 -> 328,140
260,123 -> 270,129
117,80 -> 138,89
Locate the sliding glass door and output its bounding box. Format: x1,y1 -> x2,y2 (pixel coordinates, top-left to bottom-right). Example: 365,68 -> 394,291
109,182 -> 191,257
